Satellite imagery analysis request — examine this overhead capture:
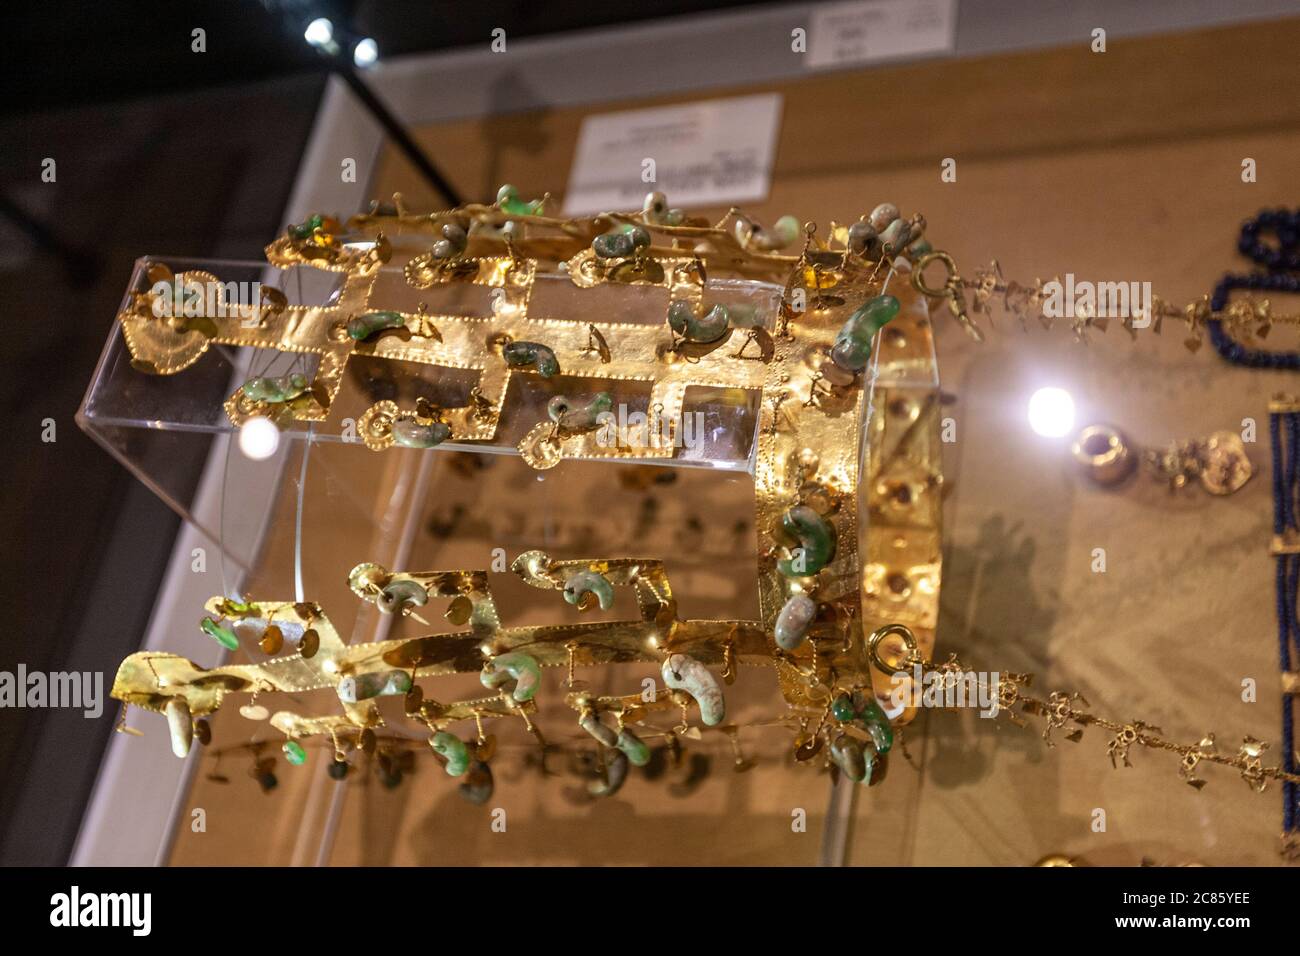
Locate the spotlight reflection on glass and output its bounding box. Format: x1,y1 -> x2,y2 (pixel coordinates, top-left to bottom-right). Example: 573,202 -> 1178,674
304,18 -> 334,47
353,37 -> 379,68
1027,387 -> 1075,438
239,416 -> 281,460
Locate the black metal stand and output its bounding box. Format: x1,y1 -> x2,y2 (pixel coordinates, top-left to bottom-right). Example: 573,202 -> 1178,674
333,64 -> 464,208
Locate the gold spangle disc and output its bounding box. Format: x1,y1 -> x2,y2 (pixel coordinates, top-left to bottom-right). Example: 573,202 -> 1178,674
563,248 -> 604,289
607,257 -> 665,285
444,595 -> 473,626
518,421 -> 564,470
794,735 -> 823,761
357,401 -> 398,451
239,703 -> 270,721
403,253 -> 478,289
1199,431 -> 1252,495
259,625 -> 284,656
348,562 -> 390,599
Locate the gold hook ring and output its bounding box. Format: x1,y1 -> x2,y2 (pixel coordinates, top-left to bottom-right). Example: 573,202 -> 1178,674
911,251 -> 957,298
868,623 -> 920,676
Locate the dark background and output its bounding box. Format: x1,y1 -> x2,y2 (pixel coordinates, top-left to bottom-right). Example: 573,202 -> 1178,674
0,0 -> 777,866
4,0 -> 774,114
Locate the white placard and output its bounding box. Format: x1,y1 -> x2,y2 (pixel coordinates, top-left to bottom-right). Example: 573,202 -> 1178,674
807,0 -> 957,70
563,93 -> 783,216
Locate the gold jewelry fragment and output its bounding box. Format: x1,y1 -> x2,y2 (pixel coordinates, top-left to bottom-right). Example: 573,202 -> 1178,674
1071,424 -> 1251,495
1071,425 -> 1135,486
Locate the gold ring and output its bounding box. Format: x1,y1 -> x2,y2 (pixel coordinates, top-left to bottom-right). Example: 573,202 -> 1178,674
1070,424 -> 1134,485
911,251 -> 956,298
868,623 -> 919,675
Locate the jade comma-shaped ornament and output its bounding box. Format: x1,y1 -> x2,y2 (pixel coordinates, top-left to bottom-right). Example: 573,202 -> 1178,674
830,294 -> 899,373
776,505 -> 837,578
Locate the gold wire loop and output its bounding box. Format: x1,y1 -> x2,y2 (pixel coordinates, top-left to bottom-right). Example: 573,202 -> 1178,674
868,623 -> 920,675
912,251 -> 957,298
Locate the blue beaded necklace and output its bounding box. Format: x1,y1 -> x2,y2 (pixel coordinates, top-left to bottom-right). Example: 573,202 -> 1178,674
1227,208 -> 1300,846
1207,208 -> 1300,368
1269,410 -> 1299,840
1263,416 -> 1294,832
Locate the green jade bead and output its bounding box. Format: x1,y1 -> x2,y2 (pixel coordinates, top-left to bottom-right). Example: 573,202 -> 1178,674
592,224 -> 651,259
830,294 -> 900,373
774,593 -> 817,651
563,570 -> 615,610
432,222 -> 468,259
616,727 -> 651,766
547,392 -> 613,432
165,698 -> 193,759
776,505 -> 837,578
496,184 -> 545,217
830,734 -> 868,782
378,579 -> 429,614
347,310 -> 406,342
643,191 -> 684,226
283,740 -> 307,766
855,696 -> 894,754
847,220 -> 878,256
503,340 -> 560,377
337,669 -> 412,704
768,215 -> 801,248
661,653 -> 726,726
667,300 -> 730,344
831,693 -> 856,722
480,651 -> 542,703
243,372 -> 309,404
579,712 -> 619,747
589,749 -> 629,797
392,419 -> 451,449
431,732 -> 470,777
879,218 -> 912,253
861,742 -> 878,782
744,214 -> 801,251
200,617 -> 239,651
288,214 -> 324,240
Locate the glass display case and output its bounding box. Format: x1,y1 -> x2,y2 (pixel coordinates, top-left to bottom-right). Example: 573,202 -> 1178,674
71,8 -> 1300,870
81,231 -> 944,865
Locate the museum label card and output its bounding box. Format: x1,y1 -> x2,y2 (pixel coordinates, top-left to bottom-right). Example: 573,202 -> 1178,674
807,0 -> 957,69
563,93 -> 783,216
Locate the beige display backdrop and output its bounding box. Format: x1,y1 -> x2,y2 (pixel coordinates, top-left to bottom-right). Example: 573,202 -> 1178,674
170,17 -> 1300,866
